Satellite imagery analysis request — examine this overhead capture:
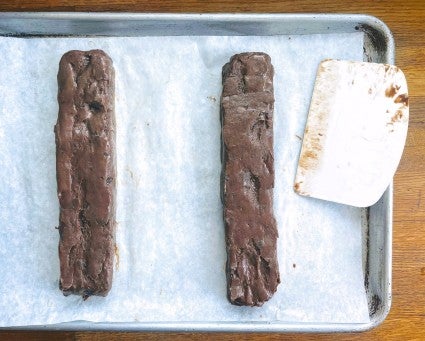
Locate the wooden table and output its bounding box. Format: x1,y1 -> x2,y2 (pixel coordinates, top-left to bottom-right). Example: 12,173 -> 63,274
1,1 -> 424,340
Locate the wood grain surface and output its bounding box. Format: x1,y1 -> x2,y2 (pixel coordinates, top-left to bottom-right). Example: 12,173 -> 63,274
1,1 -> 424,340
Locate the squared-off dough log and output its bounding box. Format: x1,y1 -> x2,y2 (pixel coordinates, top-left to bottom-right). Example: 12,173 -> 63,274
221,52 -> 280,306
55,50 -> 116,298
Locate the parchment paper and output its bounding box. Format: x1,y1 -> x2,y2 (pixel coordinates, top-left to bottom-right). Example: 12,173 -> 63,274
0,32 -> 369,326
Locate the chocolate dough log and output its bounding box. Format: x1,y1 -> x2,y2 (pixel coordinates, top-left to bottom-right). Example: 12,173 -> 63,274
221,52 -> 280,306
55,50 -> 116,298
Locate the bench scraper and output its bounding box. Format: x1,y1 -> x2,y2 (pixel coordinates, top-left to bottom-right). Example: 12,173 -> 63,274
294,59 -> 408,207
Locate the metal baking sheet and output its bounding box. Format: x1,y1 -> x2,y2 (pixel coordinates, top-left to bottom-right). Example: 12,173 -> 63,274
0,12 -> 393,333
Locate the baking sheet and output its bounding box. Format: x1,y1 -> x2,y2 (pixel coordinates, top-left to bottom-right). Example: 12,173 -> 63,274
0,32 -> 370,327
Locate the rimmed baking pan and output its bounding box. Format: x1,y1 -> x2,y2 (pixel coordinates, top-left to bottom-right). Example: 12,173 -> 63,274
0,13 -> 392,332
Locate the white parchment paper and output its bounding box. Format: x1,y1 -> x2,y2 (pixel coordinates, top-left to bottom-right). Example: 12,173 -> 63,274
0,32 -> 369,326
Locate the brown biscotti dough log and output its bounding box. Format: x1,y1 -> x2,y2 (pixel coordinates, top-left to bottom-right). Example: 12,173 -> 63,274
55,50 -> 116,299
221,52 -> 280,306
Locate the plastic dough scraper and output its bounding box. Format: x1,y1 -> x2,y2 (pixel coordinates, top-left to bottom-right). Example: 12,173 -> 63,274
294,59 -> 409,207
